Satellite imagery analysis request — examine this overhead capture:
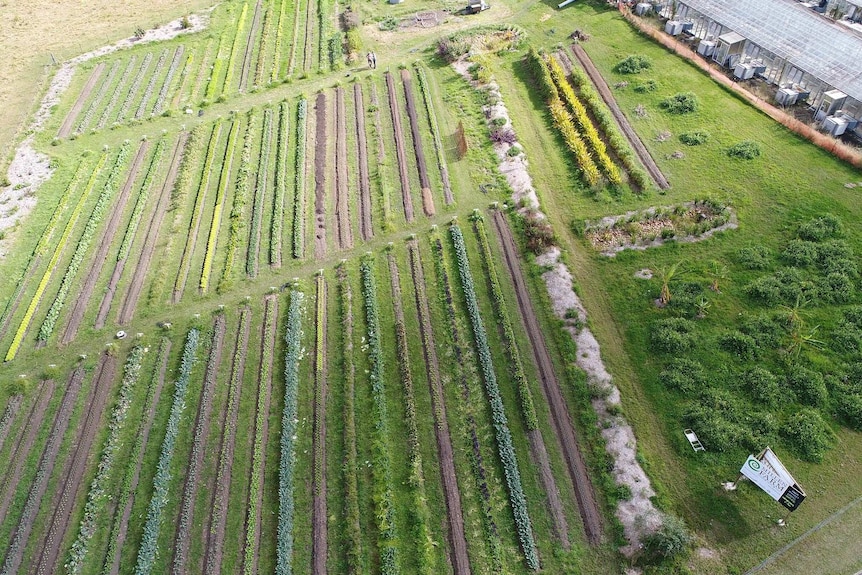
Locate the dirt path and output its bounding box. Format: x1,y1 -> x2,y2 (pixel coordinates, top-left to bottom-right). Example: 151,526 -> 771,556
353,83 -> 373,241
62,140 -> 149,344
408,241 -> 471,575
569,44 -> 669,190
33,354 -> 118,575
239,0 -> 263,93
0,395 -> 23,454
334,87 -> 353,250
491,210 -> 603,545
243,295 -> 278,575
314,91 -> 327,260
0,374 -> 77,575
400,69 -> 435,217
525,428 -> 570,547
172,314 -> 226,574
385,72 -> 415,223
312,277 -> 328,575
204,308 -> 250,574
0,378 -> 56,522
57,62 -> 106,138
105,339 -> 171,575
118,133 -> 187,325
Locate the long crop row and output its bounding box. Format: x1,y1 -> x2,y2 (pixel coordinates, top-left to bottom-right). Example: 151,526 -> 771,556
37,141 -> 132,343
277,287 -> 303,575
134,328 -> 200,575
66,346 -> 146,574
117,53 -> 153,123
247,107 -> 271,278
449,224 -> 540,570
77,61 -> 119,134
271,101 -> 289,267
414,64 -> 453,205
270,0 -> 288,83
223,110 -> 257,289
528,48 -> 600,187
201,119 -> 241,293
153,45 -> 185,116
547,54 -> 621,184
97,56 -> 137,129
293,98 -> 307,259
223,2 -> 250,99
135,48 -> 168,120
360,258 -> 400,575
117,138 -> 167,261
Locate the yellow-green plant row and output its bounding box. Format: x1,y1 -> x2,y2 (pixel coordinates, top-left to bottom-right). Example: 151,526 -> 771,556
222,2 -> 250,99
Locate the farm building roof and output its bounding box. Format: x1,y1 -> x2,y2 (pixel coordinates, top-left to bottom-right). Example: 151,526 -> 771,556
681,0 -> 862,102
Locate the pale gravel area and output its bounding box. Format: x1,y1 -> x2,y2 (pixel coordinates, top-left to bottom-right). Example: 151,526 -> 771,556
454,56 -> 665,559
0,10 -> 212,250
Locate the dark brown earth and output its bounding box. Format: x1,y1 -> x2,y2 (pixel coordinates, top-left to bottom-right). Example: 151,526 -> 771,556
172,314 -> 226,574
384,72 -> 415,223
106,340 -> 172,575
400,69 -> 435,217
0,374 -> 77,575
569,44 -> 669,190
58,62 -> 106,138
62,140 -> 149,344
491,210 -> 603,545
33,354 -> 118,575
312,278 -> 328,575
204,308 -> 250,574
314,91 -> 327,260
408,241 -> 471,575
334,87 -> 353,250
353,83 -> 373,241
118,132 -> 187,324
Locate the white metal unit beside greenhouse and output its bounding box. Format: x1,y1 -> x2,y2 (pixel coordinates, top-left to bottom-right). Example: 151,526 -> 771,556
635,2 -> 652,15
775,87 -> 799,106
697,39 -> 716,57
823,115 -> 849,136
665,20 -> 684,35
734,63 -> 756,80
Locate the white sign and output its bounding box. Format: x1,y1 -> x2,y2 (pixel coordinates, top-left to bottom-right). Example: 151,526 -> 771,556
740,453 -> 789,501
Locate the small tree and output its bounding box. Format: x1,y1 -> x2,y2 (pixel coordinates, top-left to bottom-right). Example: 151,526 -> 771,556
641,513 -> 692,564
706,260 -> 728,292
657,260 -> 685,306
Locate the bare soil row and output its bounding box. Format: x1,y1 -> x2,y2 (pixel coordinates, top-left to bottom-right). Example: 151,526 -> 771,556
334,87 -> 353,251
313,92 -> 327,260
385,72 -> 415,223
400,69 -> 435,217
353,83 -> 373,241
58,63 -> 106,139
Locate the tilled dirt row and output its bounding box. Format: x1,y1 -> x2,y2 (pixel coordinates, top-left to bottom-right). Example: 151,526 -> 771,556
407,241 -> 471,575
353,83 -> 373,241
314,92 -> 327,259
62,140 -> 149,344
104,339 -> 171,575
385,72 -> 415,223
204,308 -> 250,574
0,395 -> 23,454
239,0 -> 263,93
491,210 -> 603,545
58,62 -> 106,139
312,278 -> 328,575
0,379 -> 57,523
0,374 -> 78,575
117,132 -> 187,325
334,87 -> 353,251
34,354 -> 118,575
569,44 -> 669,190
400,69 -> 436,217
172,314 -> 226,574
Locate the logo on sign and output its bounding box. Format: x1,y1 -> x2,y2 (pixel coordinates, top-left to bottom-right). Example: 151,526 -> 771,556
748,459 -> 761,472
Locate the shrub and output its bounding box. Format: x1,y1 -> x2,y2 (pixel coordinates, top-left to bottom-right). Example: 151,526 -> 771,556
679,130 -> 710,146
614,54 -> 652,74
379,16 -> 398,31
798,214 -> 842,241
834,386 -> 862,430
727,140 -> 761,159
718,331 -> 757,360
786,364 -> 827,408
633,79 -> 659,93
521,210 -> 555,254
819,272 -> 854,304
783,408 -> 835,462
650,318 -> 696,354
736,244 -> 772,270
660,92 -> 699,114
683,403 -> 750,452
741,366 -> 781,407
831,321 -> 862,354
740,314 -> 784,348
781,239 -> 819,267
659,358 -> 705,394
641,514 -> 692,563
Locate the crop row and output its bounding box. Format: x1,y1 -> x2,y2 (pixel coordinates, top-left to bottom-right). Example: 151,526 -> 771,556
66,346 -> 146,575
97,56 -> 136,130
271,0 -> 288,83
277,287 -> 303,575
101,337 -> 170,575
564,52 -> 651,189
117,52 -> 153,123
449,224 -> 539,570
117,138 -> 167,261
254,4 -> 273,89
528,49 -> 600,187
153,45 -> 185,116
134,328 -> 200,575
135,48 -> 168,120
414,64 -> 453,205
336,264 -> 362,573
387,253 -> 436,575
243,295 -> 277,575
224,110 -> 257,289
472,214 -> 539,430
271,101 -> 289,267
247,107 -> 271,278
293,98 -> 307,259
77,61 -> 119,134
547,54 -> 621,184
205,30 -> 229,103
201,118 -> 240,293
223,2 -> 250,99
360,259 -> 400,575
38,141 -> 132,343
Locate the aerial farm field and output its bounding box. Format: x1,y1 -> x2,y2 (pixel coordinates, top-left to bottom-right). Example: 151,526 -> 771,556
0,1 -> 861,574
